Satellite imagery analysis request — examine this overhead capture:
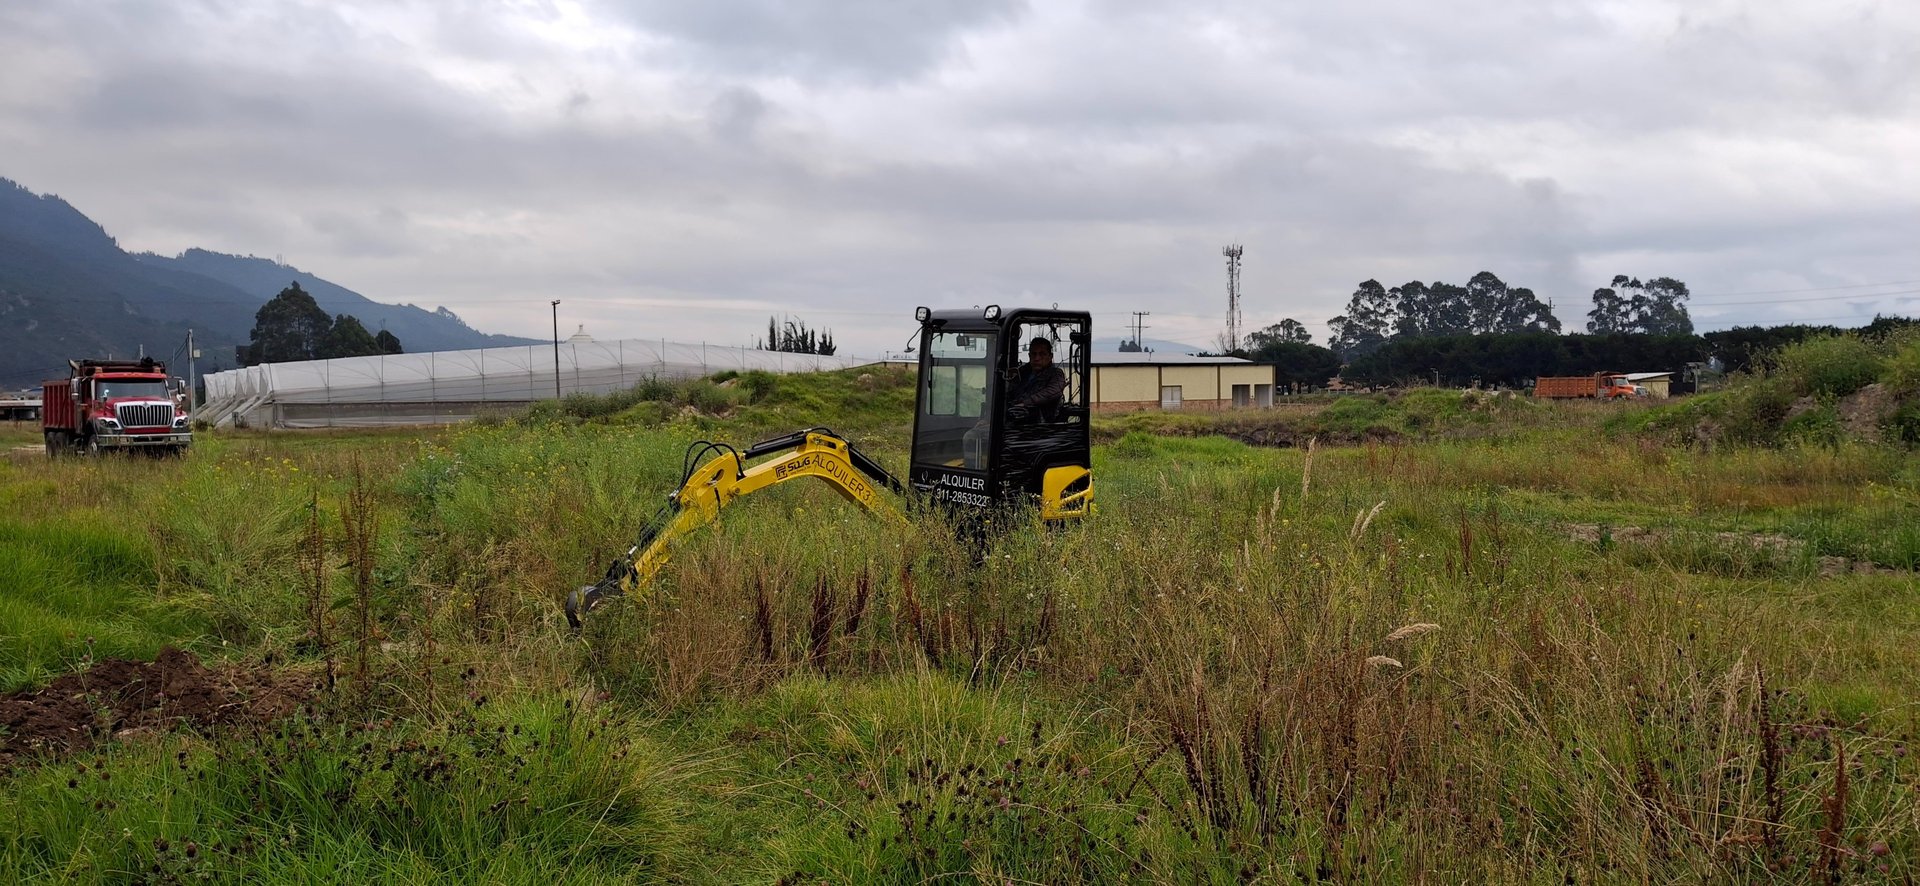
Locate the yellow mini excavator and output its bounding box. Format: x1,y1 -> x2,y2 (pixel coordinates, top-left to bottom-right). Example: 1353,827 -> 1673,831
565,305 -> 1094,629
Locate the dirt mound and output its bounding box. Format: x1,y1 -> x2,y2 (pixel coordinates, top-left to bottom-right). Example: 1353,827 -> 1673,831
0,647 -> 318,767
1838,383 -> 1895,443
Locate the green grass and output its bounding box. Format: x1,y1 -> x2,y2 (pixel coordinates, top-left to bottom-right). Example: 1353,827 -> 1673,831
0,514 -> 201,691
2,372 -> 1917,882
0,694 -> 693,883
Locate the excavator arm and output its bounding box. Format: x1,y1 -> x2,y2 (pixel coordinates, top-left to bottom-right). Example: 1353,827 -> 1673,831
565,428 -> 905,630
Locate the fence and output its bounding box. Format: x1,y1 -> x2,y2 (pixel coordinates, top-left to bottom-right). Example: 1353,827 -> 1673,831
199,339 -> 865,428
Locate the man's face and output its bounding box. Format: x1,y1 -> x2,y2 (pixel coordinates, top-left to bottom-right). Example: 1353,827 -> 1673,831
1028,345 -> 1052,367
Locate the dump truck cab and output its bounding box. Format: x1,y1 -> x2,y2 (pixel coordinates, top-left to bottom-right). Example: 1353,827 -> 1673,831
1599,374 -> 1646,399
909,305 -> 1093,521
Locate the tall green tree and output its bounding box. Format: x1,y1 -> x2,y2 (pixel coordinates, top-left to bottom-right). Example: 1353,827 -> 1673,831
374,329 -> 404,355
1328,280 -> 1394,359
320,314 -> 380,359
1350,272 -> 1562,352
246,282 -> 331,364
1247,319 -> 1312,348
1631,277 -> 1693,336
1466,271 -> 1561,335
1588,276 -> 1691,335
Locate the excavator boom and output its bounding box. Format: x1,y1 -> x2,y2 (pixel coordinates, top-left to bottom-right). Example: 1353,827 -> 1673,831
565,428 -> 904,629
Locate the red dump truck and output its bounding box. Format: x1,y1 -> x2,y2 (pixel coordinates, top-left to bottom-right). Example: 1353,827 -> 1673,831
1533,372 -> 1646,400
43,358 -> 193,456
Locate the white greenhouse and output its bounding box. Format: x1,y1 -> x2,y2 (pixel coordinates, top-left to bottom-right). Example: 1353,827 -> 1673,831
198,338 -> 868,428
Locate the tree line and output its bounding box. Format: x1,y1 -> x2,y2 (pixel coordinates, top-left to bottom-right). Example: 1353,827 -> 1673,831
239,282 -> 403,365
1233,271 -> 1911,390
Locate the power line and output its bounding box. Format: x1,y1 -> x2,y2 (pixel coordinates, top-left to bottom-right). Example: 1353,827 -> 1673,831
1688,279 -> 1920,298
1687,287 -> 1920,307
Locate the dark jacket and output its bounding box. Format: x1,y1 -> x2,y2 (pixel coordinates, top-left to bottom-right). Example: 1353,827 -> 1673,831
1006,362 -> 1067,422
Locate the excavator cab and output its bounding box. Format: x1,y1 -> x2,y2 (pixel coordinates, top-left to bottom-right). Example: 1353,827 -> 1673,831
910,306 -> 1093,522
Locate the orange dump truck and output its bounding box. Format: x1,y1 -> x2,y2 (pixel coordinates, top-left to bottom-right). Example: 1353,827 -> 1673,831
1533,372 -> 1645,400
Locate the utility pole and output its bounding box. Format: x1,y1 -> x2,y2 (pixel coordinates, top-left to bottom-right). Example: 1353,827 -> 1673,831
187,329 -> 197,413
1128,312 -> 1151,351
1222,245 -> 1244,352
550,300 -> 562,399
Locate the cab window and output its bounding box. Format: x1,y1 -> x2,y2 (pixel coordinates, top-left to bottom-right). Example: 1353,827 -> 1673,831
914,331 -> 993,469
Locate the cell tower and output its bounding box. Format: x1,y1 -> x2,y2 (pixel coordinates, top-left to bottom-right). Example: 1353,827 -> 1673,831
1222,244 -> 1244,351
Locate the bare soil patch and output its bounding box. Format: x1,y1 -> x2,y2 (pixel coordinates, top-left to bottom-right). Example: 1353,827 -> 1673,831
1563,523 -> 1903,577
1839,383 -> 1894,443
0,647 -> 319,767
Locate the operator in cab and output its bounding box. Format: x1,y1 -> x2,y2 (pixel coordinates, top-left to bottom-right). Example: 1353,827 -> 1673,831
1006,337 -> 1066,423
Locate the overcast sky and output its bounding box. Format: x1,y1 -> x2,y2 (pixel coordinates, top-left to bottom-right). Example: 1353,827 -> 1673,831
3,0 -> 1916,355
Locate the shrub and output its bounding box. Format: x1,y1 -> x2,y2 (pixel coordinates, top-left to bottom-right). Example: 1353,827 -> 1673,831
1110,430 -> 1159,459
1885,401 -> 1920,446
1724,377 -> 1794,444
1771,334 -> 1882,399
738,370 -> 780,403
1780,402 -> 1843,446
1882,332 -> 1920,398
1315,395 -> 1392,434
681,379 -> 740,414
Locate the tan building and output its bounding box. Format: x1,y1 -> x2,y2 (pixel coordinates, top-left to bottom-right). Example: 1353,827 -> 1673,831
1624,372 -> 1673,398
1090,353 -> 1273,412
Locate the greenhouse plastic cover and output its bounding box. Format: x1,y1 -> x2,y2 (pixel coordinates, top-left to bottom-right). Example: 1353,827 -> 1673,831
199,339 -> 870,428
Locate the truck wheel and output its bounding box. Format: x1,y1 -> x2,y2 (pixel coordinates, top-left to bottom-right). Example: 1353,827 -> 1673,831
44,433 -> 59,458
85,436 -> 101,457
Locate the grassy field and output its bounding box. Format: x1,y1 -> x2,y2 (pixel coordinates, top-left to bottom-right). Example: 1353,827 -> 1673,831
0,367 -> 1916,883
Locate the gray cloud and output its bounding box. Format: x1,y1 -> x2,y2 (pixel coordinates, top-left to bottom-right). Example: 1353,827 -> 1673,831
595,0 -> 1026,85
1,0 -> 1915,353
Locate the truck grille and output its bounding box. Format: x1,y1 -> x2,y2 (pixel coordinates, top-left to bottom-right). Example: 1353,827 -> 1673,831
117,403 -> 175,428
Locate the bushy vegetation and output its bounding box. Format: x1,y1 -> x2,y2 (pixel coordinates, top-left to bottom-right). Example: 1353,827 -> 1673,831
1096,387 -> 1553,447
1618,331 -> 1920,449
1,366 -> 1916,882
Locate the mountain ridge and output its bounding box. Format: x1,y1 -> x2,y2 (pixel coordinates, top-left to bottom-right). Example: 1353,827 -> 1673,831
0,177 -> 538,388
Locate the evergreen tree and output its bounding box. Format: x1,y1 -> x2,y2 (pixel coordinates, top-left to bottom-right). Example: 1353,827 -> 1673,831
320,314 -> 380,359
1329,280 -> 1395,359
246,282 -> 332,364
1248,318 -> 1311,345
1588,276 -> 1691,335
757,316 -> 837,355
1464,271 -> 1561,334
374,329 -> 404,354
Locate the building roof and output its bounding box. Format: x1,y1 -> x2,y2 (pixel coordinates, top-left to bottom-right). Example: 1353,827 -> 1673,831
1091,352 -> 1255,366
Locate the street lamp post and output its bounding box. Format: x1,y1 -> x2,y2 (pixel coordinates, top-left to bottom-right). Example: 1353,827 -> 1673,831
551,300 -> 562,399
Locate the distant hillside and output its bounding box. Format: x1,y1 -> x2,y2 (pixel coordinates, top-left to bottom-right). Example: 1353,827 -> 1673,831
0,180 -> 259,386
1091,336 -> 1211,355
137,249 -> 538,355
0,177 -> 536,388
